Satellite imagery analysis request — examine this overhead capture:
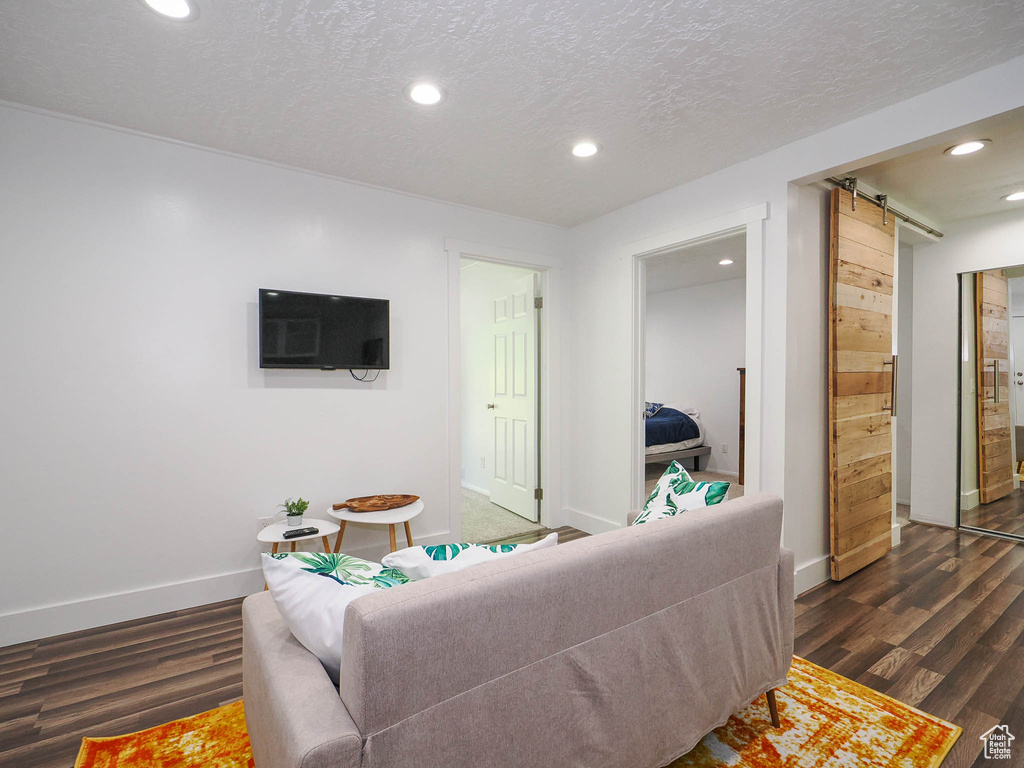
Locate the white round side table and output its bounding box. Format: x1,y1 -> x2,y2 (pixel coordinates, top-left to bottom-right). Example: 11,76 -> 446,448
327,500 -> 425,553
257,517 -> 341,555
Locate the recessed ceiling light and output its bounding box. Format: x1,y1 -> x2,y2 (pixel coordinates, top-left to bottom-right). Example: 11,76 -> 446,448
719,259 -> 734,266
572,141 -> 598,158
945,140 -> 990,156
1005,191 -> 1024,202
407,82 -> 444,106
141,0 -> 198,20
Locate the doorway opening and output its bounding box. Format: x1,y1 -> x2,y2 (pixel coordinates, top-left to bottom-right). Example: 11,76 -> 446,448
958,266 -> 1024,539
459,258 -> 545,542
637,230 -> 749,506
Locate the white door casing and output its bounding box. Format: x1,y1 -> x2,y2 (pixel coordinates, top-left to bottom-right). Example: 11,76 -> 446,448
1012,316 -> 1024,427
489,273 -> 538,521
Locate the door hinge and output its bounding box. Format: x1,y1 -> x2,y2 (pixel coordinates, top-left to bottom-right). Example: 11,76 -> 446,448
534,296 -> 543,309
534,487 -> 543,500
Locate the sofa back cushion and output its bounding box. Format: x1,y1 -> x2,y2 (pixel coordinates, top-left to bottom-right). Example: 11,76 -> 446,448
340,493 -> 784,741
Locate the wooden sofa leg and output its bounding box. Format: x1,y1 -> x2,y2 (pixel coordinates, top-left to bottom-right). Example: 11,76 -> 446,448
765,689 -> 780,728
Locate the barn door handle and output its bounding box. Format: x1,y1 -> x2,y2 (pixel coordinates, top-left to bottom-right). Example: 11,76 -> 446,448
992,361 -> 1000,404
882,356 -> 897,417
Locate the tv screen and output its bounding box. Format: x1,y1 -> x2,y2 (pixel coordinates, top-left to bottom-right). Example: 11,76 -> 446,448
259,289 -> 389,370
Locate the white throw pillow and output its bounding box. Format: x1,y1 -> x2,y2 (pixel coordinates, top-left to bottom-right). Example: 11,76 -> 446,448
381,532 -> 558,580
261,552 -> 410,684
633,479 -> 730,525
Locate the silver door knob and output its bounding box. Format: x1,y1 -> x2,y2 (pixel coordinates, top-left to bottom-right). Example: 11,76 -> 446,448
486,403 -> 495,409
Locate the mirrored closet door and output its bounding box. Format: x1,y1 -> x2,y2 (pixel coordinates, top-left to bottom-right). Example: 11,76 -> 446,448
959,266 -> 1024,538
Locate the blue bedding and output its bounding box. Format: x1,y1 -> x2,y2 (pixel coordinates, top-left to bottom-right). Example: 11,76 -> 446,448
645,407 -> 700,447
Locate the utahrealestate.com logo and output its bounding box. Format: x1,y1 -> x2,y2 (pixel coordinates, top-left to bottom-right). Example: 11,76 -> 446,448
980,725 -> 1015,760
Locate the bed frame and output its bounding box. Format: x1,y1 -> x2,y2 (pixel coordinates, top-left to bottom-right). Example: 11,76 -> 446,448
647,442 -> 712,473
645,444 -> 712,471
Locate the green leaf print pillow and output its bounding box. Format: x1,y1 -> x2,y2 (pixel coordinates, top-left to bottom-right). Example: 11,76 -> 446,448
261,552 -> 411,685
269,551 -> 412,589
633,461 -> 729,525
381,532 -> 558,580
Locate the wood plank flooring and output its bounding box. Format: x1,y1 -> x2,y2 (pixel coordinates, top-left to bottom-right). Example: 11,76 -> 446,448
961,486 -> 1024,537
798,521 -> 1024,768
2,522 -> 1023,767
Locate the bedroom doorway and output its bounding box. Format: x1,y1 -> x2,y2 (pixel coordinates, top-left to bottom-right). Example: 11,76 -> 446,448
640,232 -> 748,504
458,258 -> 545,542
629,204 -> 767,510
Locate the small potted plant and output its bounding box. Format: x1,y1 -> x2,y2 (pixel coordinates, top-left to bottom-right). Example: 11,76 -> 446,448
280,497 -> 309,527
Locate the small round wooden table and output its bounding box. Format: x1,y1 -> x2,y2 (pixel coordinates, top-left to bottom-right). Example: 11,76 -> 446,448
257,517 -> 341,591
257,517 -> 341,555
327,500 -> 424,553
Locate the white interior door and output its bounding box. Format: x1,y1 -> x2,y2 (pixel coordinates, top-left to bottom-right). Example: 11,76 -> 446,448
1013,317 -> 1024,426
488,274 -> 538,521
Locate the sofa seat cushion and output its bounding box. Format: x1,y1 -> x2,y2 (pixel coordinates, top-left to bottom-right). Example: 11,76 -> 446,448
261,553 -> 410,684
381,531 -> 558,580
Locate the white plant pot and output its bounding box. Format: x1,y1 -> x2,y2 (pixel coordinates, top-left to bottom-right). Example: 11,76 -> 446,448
288,515 -> 303,527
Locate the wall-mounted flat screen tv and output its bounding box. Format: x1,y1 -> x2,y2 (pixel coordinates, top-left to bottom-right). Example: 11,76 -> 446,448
259,289 -> 390,370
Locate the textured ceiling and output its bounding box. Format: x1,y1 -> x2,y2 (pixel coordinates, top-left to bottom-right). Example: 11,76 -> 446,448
3,1 -> 1024,226
646,233 -> 745,293
853,107 -> 1024,225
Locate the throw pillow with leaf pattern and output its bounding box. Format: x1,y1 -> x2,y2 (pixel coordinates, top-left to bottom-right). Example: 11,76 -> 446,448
633,460 -> 729,525
381,532 -> 558,580
269,551 -> 412,589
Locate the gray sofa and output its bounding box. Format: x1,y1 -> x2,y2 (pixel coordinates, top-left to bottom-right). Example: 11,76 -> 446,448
242,493 -> 794,768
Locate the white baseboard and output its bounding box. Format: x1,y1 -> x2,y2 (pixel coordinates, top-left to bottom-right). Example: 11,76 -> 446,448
895,497 -> 911,507
891,521 -> 902,547
794,555 -> 830,596
0,567 -> 264,649
960,489 -> 980,511
460,482 -> 490,497
564,507 -> 623,535
0,529 -> 455,648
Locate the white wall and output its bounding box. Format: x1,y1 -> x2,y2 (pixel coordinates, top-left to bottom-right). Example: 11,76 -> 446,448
460,261 -> 535,494
959,278 -> 979,509
562,55 -> 1024,594
0,104 -> 565,646
784,183 -> 831,588
895,245 -> 914,506
912,206 -> 1024,527
645,279 -> 745,474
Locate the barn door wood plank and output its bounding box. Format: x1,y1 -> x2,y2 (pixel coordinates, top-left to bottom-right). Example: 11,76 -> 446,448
829,187 -> 894,581
974,270 -> 1013,506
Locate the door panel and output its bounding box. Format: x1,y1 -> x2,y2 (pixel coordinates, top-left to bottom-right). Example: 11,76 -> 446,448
494,417 -> 508,481
1012,317 -> 1024,422
489,273 -> 538,521
829,187 -> 895,581
494,335 -> 507,396
975,270 -> 1013,504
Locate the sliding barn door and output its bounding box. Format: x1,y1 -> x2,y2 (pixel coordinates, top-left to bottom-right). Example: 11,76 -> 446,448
828,187 -> 894,581
975,270 -> 1013,504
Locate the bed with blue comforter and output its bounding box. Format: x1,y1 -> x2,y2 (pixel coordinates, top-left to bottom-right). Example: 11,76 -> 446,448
644,403 -> 709,469
645,407 -> 701,447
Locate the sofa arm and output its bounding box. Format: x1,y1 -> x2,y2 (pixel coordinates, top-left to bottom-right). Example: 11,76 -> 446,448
242,592 -> 363,768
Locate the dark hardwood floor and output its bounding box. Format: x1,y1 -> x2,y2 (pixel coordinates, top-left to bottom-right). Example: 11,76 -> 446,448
961,487 -> 1024,537
2,522 -> 1023,767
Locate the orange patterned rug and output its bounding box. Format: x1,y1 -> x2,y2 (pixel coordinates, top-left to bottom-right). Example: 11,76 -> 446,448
669,656 -> 961,767
75,657 -> 959,767
74,700 -> 252,768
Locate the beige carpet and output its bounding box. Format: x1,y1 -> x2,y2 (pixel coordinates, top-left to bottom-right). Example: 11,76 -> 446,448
461,488 -> 544,543
645,463 -> 745,501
